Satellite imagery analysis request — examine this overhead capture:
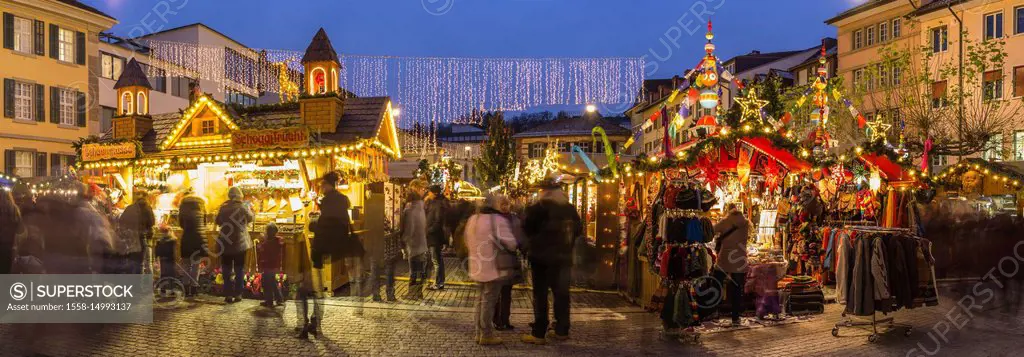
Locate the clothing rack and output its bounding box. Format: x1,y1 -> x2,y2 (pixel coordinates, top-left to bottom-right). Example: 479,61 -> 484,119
830,226 -> 927,342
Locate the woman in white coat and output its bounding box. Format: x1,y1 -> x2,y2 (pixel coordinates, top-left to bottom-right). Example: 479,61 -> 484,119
465,193 -> 519,345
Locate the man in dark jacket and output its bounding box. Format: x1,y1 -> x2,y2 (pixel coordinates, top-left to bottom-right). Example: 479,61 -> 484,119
178,193 -> 207,297
425,185 -> 449,290
117,191 -> 155,274
215,186 -> 254,303
521,181 -> 582,345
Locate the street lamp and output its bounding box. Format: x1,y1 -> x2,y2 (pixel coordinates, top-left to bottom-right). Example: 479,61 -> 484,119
392,108 -> 402,117
585,104 -> 597,113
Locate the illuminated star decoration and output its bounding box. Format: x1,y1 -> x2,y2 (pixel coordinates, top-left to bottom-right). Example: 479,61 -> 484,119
865,117 -> 892,143
735,88 -> 769,123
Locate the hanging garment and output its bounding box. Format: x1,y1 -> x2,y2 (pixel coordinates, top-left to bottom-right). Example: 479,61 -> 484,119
848,236 -> 876,316
834,231 -> 853,304
886,235 -> 912,310
871,236 -> 892,303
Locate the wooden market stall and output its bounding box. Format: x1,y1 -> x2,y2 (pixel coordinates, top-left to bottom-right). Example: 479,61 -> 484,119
78,30 -> 403,294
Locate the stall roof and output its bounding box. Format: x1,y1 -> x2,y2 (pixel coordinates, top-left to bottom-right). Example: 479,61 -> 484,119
859,153 -> 910,182
740,137 -> 813,172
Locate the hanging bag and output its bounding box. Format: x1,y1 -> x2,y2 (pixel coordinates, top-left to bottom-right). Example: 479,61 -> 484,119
489,215 -> 522,272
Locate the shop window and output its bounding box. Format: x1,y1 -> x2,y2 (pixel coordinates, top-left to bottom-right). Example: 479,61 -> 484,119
985,12 -> 1004,40
983,70 -> 1003,101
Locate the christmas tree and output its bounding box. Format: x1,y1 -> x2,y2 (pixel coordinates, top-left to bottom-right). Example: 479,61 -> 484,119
474,112 -> 517,189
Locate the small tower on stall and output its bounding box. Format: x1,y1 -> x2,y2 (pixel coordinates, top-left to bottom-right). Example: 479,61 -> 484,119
299,28 -> 344,134
112,58 -> 153,139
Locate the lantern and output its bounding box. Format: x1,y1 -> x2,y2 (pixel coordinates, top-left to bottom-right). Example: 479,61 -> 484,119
699,89 -> 719,109
869,170 -> 882,192
687,88 -> 699,104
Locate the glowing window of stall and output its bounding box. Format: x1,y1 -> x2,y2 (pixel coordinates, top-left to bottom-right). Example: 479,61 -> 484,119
120,92 -> 133,115
136,91 -> 148,115
310,67 -> 327,94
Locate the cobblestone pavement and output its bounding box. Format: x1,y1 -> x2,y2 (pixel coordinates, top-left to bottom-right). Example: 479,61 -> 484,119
2,286 -> 1023,357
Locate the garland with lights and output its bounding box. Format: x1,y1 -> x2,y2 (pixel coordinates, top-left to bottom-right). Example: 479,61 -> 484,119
931,158 -> 1024,191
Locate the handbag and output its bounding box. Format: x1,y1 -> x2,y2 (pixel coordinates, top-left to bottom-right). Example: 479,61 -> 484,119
489,215 -> 522,271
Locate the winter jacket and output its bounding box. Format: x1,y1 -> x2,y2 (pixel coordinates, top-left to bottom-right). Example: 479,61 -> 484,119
310,189 -> 355,258
425,197 -> 449,247
178,195 -> 209,260
465,211 -> 519,283
215,199 -> 254,256
522,193 -> 582,267
401,199 -> 428,257
258,234 -> 284,272
155,234 -> 177,260
713,210 -> 751,274
116,201 -> 155,255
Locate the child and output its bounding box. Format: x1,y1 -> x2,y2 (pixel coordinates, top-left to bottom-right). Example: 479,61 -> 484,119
259,222 -> 285,307
154,225 -> 178,295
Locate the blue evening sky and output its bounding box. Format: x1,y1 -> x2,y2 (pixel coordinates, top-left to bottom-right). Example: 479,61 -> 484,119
84,0 -> 864,79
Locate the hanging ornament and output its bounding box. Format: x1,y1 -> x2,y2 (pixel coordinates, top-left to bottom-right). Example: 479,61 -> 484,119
735,88 -> 769,123
865,118 -> 892,142
699,89 -> 719,109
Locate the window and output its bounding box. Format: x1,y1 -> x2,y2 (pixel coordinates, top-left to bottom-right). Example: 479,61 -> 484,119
139,63 -> 166,92
984,12 -> 1004,40
528,143 -> 546,158
853,69 -> 864,92
879,22 -> 889,43
983,134 -> 1003,161
51,154 -> 74,177
57,28 -> 74,63
557,142 -> 571,152
1016,6 -> 1024,35
13,16 -> 32,54
1014,66 -> 1024,97
853,29 -> 864,50
14,151 -> 34,178
310,68 -> 327,94
983,70 -> 1003,101
120,91 -> 133,115
100,53 -> 124,80
893,18 -> 902,38
1015,131 -> 1024,161
226,88 -> 256,107
866,26 -> 876,46
170,76 -> 195,99
224,47 -> 255,88
136,91 -> 147,115
200,119 -> 215,135
14,81 -> 33,121
892,66 -> 902,86
100,106 -> 115,133
931,81 -> 948,108
58,88 -> 76,125
931,27 -> 948,53
877,63 -> 888,88
930,155 -> 947,168
578,141 -> 592,153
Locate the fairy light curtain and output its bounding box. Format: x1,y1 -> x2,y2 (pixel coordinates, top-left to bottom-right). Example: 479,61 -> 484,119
145,40 -> 644,153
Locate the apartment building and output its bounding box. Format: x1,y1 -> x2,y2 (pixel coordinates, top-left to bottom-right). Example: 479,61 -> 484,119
96,23 -> 285,134
1,0 -> 116,179
829,0 -> 1024,165
720,46 -> 823,110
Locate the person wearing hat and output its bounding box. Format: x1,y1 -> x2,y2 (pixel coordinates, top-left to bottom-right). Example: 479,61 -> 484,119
425,185 -> 450,290
521,177 -> 582,345
215,186 -> 254,303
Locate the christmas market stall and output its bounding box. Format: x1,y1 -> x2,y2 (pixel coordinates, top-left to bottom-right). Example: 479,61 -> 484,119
932,158 -> 1024,217
77,30 -> 402,295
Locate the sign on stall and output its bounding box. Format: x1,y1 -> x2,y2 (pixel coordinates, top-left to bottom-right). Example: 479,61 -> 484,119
82,142 -> 137,162
232,127 -> 309,151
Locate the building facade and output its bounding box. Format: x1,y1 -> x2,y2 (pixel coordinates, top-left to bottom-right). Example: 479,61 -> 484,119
96,23 -> 288,135
2,0 -> 116,179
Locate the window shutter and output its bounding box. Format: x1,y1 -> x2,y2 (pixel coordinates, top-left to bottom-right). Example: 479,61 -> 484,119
983,70 -> 1001,82
50,153 -> 59,177
48,24 -> 58,59
4,150 -> 14,176
932,81 -> 947,99
50,86 -> 59,124
1015,67 -> 1024,97
2,13 -> 12,50
3,78 -> 13,118
33,20 -> 44,56
35,83 -> 44,122
76,90 -> 86,127
34,152 -> 46,178
75,31 -> 85,65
